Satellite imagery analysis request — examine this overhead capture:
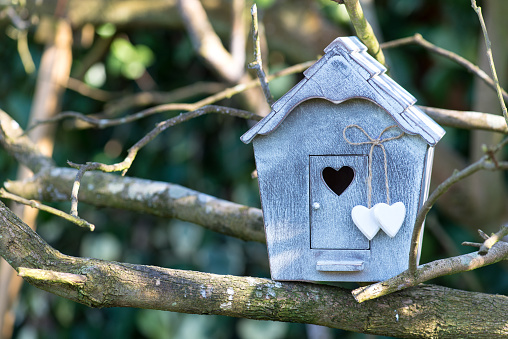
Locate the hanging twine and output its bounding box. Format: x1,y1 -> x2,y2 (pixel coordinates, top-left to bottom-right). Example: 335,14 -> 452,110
343,124 -> 405,208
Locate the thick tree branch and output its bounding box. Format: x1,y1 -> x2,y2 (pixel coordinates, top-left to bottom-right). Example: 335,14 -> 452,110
418,106 -> 508,133
0,200 -> 507,338
4,167 -> 265,243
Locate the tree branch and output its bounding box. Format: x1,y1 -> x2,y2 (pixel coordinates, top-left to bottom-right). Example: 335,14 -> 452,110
418,106 -> 508,133
471,0 -> 508,127
4,167 -> 265,243
65,105 -> 261,216
1,200 -> 508,338
0,189 -> 94,231
381,33 -> 508,104
408,155 -> 508,272
0,110 -> 55,173
478,224 -> 508,255
352,240 -> 508,303
340,0 -> 386,66
177,0 -> 243,83
248,4 -> 273,106
27,61 -> 312,132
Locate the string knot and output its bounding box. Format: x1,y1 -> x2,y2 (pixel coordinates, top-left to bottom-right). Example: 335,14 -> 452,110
343,124 -> 404,208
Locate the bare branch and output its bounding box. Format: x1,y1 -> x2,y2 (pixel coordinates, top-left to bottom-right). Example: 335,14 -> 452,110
230,0 -> 246,73
340,0 -> 386,66
248,4 -> 274,106
478,224 -> 508,255
381,33 -> 508,104
103,82 -> 226,116
5,167 -> 266,243
479,229 -> 490,240
27,61 -> 313,132
65,105 -> 261,220
66,77 -> 120,102
418,106 -> 508,133
352,240 -> 508,303
177,0 -> 243,83
1,200 -> 508,337
0,189 -> 94,231
408,152 -> 508,272
0,110 -> 55,173
462,241 -> 482,248
471,0 -> 508,127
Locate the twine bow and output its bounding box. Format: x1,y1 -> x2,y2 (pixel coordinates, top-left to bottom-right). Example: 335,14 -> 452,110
343,125 -> 405,208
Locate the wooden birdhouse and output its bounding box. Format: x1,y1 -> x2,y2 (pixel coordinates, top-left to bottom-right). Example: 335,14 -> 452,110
241,37 -> 445,282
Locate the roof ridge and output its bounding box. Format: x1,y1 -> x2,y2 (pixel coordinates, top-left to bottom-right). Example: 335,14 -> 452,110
240,36 -> 445,145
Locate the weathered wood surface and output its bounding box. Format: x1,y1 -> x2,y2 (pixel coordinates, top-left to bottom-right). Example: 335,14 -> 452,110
254,99 -> 429,281
242,37 -> 445,282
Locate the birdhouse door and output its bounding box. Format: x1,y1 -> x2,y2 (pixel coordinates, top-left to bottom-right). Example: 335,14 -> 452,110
310,155 -> 369,249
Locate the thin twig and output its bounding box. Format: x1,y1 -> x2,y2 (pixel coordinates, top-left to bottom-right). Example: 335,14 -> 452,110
26,61 -> 314,132
462,241 -> 482,248
478,229 -> 490,240
408,152 -> 508,272
248,4 -> 274,106
381,33 -> 508,104
471,0 -> 508,126
352,240 -> 508,303
0,188 -> 94,231
66,105 -> 262,216
103,82 -> 226,116
478,224 -> 508,255
66,77 -> 120,102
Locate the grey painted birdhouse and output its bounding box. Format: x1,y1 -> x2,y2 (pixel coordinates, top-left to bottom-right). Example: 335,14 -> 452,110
241,37 -> 445,282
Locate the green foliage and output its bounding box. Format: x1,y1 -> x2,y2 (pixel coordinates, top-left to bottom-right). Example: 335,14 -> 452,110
108,38 -> 155,80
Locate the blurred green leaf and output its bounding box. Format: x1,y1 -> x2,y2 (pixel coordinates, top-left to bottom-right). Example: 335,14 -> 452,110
108,38 -> 155,80
237,319 -> 288,339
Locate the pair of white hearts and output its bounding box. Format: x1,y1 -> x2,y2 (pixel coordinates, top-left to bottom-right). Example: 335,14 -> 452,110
351,202 -> 406,240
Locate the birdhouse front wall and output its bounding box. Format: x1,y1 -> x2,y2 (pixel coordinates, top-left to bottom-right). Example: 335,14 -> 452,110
253,98 -> 431,282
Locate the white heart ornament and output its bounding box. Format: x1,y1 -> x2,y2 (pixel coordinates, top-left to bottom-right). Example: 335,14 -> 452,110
373,202 -> 406,238
351,205 -> 380,240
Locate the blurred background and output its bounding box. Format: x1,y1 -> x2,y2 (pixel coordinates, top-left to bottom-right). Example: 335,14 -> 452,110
0,0 -> 507,338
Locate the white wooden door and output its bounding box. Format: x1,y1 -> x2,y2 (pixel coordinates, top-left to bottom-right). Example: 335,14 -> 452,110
309,155 -> 369,249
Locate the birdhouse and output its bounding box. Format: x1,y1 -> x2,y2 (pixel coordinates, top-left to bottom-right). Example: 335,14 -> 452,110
241,37 -> 445,282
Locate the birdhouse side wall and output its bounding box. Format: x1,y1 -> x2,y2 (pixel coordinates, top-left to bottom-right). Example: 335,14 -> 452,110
253,98 -> 430,282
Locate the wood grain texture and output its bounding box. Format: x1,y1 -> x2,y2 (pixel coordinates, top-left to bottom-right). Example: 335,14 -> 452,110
253,99 -> 429,281
242,36 -> 445,282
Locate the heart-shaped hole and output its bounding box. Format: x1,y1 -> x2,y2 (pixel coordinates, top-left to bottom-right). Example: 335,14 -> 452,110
322,166 -> 355,197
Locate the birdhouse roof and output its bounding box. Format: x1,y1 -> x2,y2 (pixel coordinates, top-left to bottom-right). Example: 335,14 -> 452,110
241,36 -> 445,145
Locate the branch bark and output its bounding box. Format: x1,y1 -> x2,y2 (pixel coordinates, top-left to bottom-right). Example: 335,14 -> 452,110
1,200 -> 508,338
418,106 -> 508,134
4,167 -> 265,243
353,241 -> 508,303
341,0 -> 386,66
177,0 -> 244,83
